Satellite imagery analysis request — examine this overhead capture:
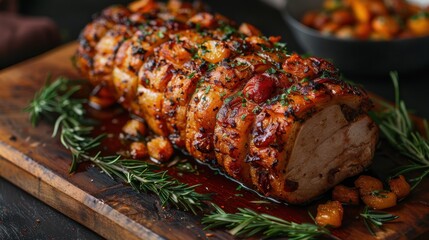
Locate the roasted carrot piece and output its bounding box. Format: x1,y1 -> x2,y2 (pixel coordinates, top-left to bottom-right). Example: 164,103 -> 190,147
408,13 -> 429,36
354,175 -> 384,196
389,175 -> 411,199
332,185 -> 360,205
315,200 -> 344,228
362,190 -> 397,209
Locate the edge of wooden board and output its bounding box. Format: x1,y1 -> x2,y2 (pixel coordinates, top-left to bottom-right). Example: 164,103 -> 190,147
0,140 -> 164,240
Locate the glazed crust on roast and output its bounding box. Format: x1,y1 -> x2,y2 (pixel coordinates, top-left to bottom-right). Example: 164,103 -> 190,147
75,0 -> 378,203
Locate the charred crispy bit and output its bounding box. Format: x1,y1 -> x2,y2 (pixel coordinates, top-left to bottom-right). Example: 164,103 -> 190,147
89,94 -> 116,109
282,54 -> 339,81
128,0 -> 157,13
122,119 -> 147,138
238,23 -> 262,37
389,175 -> 411,199
147,136 -> 174,162
75,0 -> 379,204
315,200 -> 344,228
130,142 -> 149,159
332,185 -> 360,205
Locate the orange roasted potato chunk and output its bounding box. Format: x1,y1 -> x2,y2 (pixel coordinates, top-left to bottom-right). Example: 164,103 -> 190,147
315,201 -> 344,228
321,22 -> 341,35
354,175 -> 383,196
302,0 -> 428,39
313,12 -> 331,30
372,16 -> 400,37
368,0 -> 388,16
354,22 -> 372,39
301,11 -> 318,28
332,9 -> 355,26
389,175 -> 411,199
408,13 -> 429,36
324,0 -> 345,11
332,185 -> 360,205
336,26 -> 355,38
352,0 -> 371,23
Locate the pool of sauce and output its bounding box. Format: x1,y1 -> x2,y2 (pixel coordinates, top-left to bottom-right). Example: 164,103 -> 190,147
81,103 -> 399,239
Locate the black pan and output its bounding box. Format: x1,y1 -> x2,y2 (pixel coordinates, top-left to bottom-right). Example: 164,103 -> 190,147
283,0 -> 429,75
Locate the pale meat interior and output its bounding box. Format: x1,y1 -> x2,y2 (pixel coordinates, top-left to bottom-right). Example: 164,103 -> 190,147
286,105 -> 378,202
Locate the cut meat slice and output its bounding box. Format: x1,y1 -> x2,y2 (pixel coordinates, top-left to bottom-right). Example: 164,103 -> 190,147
280,105 -> 377,203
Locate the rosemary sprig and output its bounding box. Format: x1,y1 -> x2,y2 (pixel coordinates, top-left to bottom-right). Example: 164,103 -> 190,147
202,204 -> 330,239
360,206 -> 399,236
25,77 -> 102,172
371,71 -> 429,190
25,77 -> 209,214
90,153 -> 210,214
25,77 -> 86,127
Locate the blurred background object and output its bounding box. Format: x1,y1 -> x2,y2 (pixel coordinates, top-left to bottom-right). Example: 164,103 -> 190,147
0,0 -> 135,69
408,0 -> 429,6
283,0 -> 429,75
261,0 -> 286,9
17,0 -> 133,43
0,0 -> 61,68
263,0 -> 429,9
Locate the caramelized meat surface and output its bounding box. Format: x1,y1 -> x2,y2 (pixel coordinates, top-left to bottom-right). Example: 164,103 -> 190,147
75,0 -> 378,203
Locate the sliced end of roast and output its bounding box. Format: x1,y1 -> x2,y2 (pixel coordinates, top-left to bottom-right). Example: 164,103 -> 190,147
275,104 -> 378,204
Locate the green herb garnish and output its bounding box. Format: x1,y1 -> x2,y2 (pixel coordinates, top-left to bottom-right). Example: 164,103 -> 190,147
25,77 -> 209,214
203,204 -> 330,239
360,206 -> 399,236
187,71 -> 196,79
266,67 -> 276,74
371,71 -> 429,190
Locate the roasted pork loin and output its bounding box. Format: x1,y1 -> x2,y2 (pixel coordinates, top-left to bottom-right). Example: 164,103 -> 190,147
75,0 -> 378,204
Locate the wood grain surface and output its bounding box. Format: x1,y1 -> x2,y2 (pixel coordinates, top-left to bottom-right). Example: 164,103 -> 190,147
0,43 -> 428,240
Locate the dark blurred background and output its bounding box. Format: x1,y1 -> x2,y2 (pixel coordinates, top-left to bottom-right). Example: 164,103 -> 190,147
0,0 -> 133,69
18,0 -> 134,43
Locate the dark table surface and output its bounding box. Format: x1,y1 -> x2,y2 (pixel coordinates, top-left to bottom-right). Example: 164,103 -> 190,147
1,0 -> 428,239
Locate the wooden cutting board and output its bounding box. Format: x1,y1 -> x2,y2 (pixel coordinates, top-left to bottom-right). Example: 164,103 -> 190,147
0,43 -> 428,240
